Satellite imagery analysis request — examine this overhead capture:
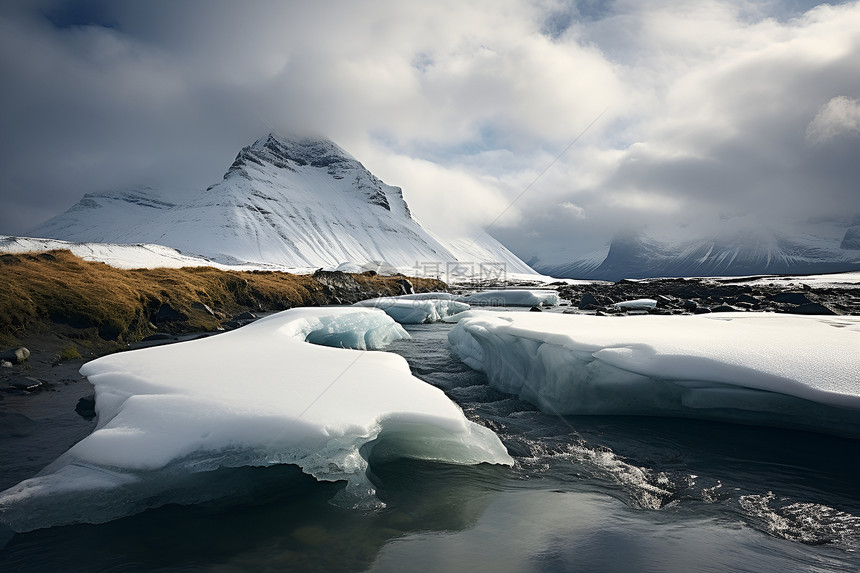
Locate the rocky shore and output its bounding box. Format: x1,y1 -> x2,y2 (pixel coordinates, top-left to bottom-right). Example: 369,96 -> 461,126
554,276 -> 860,316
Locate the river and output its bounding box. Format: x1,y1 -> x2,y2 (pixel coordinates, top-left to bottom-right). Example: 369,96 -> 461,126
1,320 -> 858,572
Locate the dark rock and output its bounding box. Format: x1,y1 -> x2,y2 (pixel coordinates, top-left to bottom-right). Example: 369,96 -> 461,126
693,307 -> 712,314
733,294 -> 759,304
191,302 -> 216,316
5,376 -> 44,392
153,303 -> 188,323
578,292 -> 613,310
712,305 -> 740,312
397,278 -> 415,295
75,395 -> 97,420
142,333 -> 176,342
529,306 -> 543,312
313,269 -> 366,302
789,303 -> 838,315
234,311 -> 258,321
769,292 -> 811,305
0,347 -> 30,364
682,299 -> 698,310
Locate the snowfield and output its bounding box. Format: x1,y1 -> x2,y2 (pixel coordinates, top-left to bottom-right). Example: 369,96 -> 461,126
0,308 -> 512,532
448,311 -> 860,436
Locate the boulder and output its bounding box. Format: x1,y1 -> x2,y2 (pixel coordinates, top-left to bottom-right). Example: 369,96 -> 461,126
153,303 -> 188,323
789,303 -> 838,316
397,278 -> 415,295
769,292 -> 811,305
75,395 -> 97,420
0,347 -> 30,365
191,302 -> 216,316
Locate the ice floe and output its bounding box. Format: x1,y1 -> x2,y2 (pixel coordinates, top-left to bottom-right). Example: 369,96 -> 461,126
448,311 -> 860,436
354,295 -> 470,323
613,298 -> 657,310
0,307 -> 511,531
457,289 -> 560,307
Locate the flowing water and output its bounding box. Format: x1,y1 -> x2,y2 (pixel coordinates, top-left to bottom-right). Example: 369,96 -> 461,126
1,321 -> 859,572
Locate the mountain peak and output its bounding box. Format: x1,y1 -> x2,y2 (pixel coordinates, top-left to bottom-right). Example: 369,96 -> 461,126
225,132 -> 358,181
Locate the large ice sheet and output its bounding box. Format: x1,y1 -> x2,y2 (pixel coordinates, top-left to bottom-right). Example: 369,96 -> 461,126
449,311 -> 860,436
0,308 -> 511,531
354,296 -> 470,323
458,289 -> 560,307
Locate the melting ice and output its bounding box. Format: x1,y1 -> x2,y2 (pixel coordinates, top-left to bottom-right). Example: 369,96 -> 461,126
0,308 -> 512,532
448,311 -> 860,436
354,295 -> 470,323
457,289 -> 560,307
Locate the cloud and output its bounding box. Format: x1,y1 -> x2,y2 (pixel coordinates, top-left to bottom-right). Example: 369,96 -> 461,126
806,96 -> 860,144
0,0 -> 858,267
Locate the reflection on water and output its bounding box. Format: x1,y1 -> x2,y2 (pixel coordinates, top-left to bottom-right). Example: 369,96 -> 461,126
1,321 -> 859,571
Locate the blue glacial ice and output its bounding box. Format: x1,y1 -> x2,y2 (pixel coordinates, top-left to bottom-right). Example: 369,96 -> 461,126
354,295 -> 470,323
0,307 -> 512,532
448,311 -> 860,436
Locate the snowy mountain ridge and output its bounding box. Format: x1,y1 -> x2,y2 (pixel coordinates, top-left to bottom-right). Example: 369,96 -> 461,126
531,217 -> 860,280
28,133 -> 536,277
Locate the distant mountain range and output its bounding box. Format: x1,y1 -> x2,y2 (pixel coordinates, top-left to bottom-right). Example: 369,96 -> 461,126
530,217 -> 860,281
28,133 -> 536,276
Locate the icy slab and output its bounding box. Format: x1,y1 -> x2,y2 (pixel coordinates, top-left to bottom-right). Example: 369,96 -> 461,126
449,311 -> 860,436
354,296 -> 470,324
457,289 -> 560,307
613,298 -> 657,310
0,307 -> 511,532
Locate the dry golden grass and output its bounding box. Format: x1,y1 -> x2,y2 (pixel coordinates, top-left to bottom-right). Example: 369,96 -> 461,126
0,250 -> 446,344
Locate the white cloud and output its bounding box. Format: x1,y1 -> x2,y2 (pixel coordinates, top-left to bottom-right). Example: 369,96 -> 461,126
806,96 -> 860,144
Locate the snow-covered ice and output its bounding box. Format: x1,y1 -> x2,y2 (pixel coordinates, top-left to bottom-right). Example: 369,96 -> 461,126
448,311 -> 860,436
354,295 -> 470,323
457,289 -> 560,307
613,299 -> 658,310
0,307 -> 512,531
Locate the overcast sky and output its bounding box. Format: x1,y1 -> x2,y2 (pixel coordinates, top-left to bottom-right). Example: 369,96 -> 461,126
1,0 -> 859,262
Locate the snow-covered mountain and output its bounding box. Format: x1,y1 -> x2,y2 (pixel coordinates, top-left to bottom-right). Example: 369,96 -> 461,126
28,134 -> 536,276
530,216 -> 860,281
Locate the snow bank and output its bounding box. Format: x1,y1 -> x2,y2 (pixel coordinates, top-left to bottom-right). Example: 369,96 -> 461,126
354,296 -> 470,323
0,307 -> 511,531
457,289 -> 560,307
449,311 -> 860,436
0,235 -> 317,273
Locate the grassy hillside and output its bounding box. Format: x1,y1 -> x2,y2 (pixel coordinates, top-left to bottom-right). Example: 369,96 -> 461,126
0,250 -> 445,349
